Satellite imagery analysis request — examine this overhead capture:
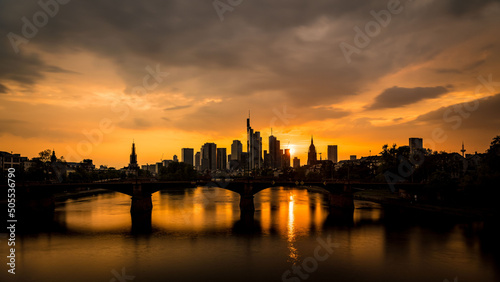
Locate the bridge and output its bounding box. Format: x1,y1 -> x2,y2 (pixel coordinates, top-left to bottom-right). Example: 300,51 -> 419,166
11,179 -> 422,232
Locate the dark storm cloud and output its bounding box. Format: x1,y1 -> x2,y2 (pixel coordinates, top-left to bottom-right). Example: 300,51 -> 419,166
0,83 -> 8,93
1,0 -> 500,122
413,93 -> 500,130
367,86 -> 449,110
447,0 -> 500,16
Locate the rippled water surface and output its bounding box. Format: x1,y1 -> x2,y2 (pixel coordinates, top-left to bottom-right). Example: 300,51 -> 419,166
2,187 -> 499,282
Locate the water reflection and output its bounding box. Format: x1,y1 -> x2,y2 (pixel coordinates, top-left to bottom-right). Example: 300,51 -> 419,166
3,186 -> 499,282
287,193 -> 299,264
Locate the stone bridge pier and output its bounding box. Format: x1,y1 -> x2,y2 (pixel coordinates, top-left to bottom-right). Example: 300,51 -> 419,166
327,184 -> 355,211
130,183 -> 152,232
239,182 -> 255,214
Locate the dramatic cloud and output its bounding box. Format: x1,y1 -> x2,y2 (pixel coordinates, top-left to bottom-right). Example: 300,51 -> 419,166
414,93 -> 500,131
367,86 -> 449,110
1,0 -> 499,165
0,83 -> 8,93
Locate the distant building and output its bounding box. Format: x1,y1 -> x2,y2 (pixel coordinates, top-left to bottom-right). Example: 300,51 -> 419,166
247,116 -> 262,170
173,155 -> 178,162
241,152 -> 249,171
162,159 -> 173,168
282,148 -> 290,168
307,136 -> 317,166
327,145 -> 338,163
409,137 -> 423,154
231,140 -> 243,162
155,162 -> 163,174
181,148 -> 194,167
350,155 -> 357,161
217,148 -> 227,170
195,152 -> 201,171
269,134 -> 282,169
129,142 -> 138,169
293,157 -> 300,168
201,143 -> 217,171
141,164 -> 156,175
81,159 -> 95,171
0,151 -> 28,171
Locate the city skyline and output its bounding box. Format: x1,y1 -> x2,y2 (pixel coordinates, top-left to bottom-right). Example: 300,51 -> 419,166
2,115 -> 488,170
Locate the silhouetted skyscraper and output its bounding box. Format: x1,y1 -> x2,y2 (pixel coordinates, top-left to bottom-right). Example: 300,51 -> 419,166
327,145 -> 338,163
307,136 -> 317,166
247,116 -> 262,170
269,134 -> 281,169
201,143 -> 217,171
217,148 -> 227,170
293,157 -> 300,168
182,148 -> 194,167
195,151 -> 201,170
231,140 -> 242,161
282,148 -> 290,168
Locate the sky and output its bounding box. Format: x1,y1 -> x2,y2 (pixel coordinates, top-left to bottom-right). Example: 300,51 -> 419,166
1,0 -> 500,168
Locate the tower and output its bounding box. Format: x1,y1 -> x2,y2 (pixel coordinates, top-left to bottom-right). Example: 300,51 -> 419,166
461,142 -> 466,157
181,148 -> 194,167
327,145 -> 338,163
129,142 -> 138,169
246,114 -> 262,170
307,136 -> 317,166
51,149 -> 57,163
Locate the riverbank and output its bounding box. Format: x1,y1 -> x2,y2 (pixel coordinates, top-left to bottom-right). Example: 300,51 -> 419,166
353,189 -> 499,220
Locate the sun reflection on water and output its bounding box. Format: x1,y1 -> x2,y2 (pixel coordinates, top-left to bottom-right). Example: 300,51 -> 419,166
287,193 -> 300,264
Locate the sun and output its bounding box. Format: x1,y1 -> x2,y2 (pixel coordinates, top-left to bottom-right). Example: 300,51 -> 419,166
289,145 -> 295,156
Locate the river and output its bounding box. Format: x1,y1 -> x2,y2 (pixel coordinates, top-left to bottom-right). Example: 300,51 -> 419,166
1,186 -> 499,281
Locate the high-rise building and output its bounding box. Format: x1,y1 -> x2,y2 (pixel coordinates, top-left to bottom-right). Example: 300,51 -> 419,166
173,155 -> 178,162
247,116 -> 262,170
307,136 -> 317,166
231,140 -> 243,161
181,148 -> 194,167
409,138 -> 423,154
327,145 -> 338,163
195,152 -> 201,171
282,148 -> 290,168
129,142 -> 138,169
350,155 -> 357,161
217,148 -> 227,170
269,134 -> 281,169
201,143 -> 217,171
293,157 -> 300,168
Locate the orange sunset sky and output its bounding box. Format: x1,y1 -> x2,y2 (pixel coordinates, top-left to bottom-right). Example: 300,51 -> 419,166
1,0 -> 500,168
